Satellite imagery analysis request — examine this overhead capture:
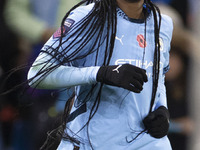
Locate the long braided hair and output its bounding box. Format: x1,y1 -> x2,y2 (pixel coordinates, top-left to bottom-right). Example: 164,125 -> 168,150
34,0 -> 162,149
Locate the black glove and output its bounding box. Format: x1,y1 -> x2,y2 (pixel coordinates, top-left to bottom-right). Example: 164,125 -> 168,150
96,64 -> 148,93
143,106 -> 170,138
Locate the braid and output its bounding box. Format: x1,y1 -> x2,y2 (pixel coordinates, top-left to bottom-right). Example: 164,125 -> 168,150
146,0 -> 161,113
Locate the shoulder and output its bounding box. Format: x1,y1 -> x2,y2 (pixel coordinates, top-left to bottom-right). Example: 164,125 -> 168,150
160,14 -> 173,37
153,13 -> 173,45
161,14 -> 173,29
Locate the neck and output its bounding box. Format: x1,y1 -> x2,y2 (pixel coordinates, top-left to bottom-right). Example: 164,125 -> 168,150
116,0 -> 144,19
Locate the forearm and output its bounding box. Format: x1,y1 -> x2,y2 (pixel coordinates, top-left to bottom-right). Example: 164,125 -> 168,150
27,53 -> 99,89
155,76 -> 168,109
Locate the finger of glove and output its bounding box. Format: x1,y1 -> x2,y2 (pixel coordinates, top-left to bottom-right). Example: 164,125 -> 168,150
149,121 -> 168,132
148,126 -> 168,138
147,120 -> 169,134
149,130 -> 167,139
147,116 -> 166,128
141,71 -> 148,82
130,79 -> 143,91
131,73 -> 144,85
126,64 -> 148,83
126,84 -> 141,93
143,113 -> 156,124
133,67 -> 148,82
154,106 -> 170,119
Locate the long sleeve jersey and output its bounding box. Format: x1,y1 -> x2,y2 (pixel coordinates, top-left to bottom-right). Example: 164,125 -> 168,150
28,3 -> 173,150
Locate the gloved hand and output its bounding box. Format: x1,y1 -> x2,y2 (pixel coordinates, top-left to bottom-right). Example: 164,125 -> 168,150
143,106 -> 170,138
96,64 -> 148,93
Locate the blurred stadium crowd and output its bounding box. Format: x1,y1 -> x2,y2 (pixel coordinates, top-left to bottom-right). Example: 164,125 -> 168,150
0,0 -> 200,150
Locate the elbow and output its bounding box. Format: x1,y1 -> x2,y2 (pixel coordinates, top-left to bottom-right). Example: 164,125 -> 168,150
27,68 -> 37,88
27,67 -> 55,89
27,67 -> 43,89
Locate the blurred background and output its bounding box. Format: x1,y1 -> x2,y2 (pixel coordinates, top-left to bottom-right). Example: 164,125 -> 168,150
0,0 -> 200,150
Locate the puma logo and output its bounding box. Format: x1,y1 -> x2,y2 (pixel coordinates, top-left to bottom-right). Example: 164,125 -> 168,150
115,35 -> 124,45
112,65 -> 122,73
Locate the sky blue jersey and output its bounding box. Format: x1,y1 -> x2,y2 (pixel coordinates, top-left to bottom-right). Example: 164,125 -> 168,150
41,3 -> 173,150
